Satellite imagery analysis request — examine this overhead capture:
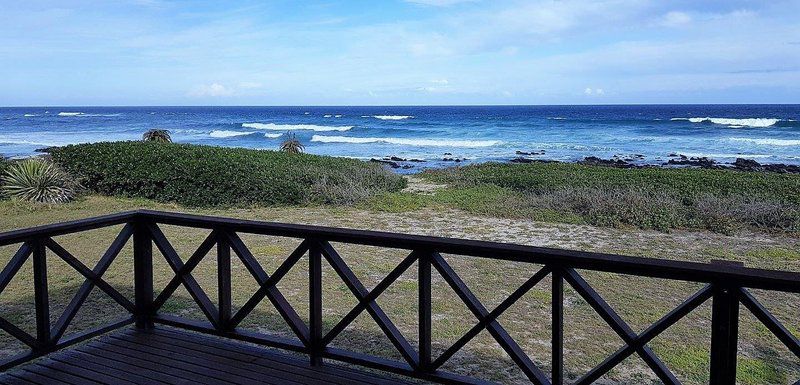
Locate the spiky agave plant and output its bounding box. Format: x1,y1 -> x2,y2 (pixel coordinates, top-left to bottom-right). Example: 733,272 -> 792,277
142,129 -> 172,143
1,158 -> 75,203
279,132 -> 305,154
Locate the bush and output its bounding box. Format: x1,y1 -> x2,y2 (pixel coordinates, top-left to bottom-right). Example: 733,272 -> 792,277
422,163 -> 800,233
50,142 -> 405,207
1,158 -> 75,204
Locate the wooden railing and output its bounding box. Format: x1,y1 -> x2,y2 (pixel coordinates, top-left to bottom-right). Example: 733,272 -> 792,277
0,210 -> 798,384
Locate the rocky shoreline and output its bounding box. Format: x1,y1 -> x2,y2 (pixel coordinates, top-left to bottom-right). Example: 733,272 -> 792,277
372,152 -> 800,174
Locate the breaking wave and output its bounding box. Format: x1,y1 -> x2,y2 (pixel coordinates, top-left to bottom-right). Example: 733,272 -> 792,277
311,135 -> 500,148
372,115 -> 413,120
729,138 -> 800,146
209,130 -> 254,138
671,117 -> 780,128
57,112 -> 122,117
242,123 -> 352,132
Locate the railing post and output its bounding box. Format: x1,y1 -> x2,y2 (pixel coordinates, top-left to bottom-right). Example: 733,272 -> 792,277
551,268 -> 563,385
133,217 -> 154,329
309,239 -> 323,366
32,238 -> 51,348
709,284 -> 739,385
217,231 -> 232,332
418,251 -> 432,373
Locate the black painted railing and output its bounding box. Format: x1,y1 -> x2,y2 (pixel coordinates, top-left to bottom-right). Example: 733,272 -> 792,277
0,210 -> 798,385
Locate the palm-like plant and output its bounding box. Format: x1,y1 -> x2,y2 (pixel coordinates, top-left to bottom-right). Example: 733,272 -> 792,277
143,129 -> 172,143
1,158 -> 75,203
279,133 -> 305,154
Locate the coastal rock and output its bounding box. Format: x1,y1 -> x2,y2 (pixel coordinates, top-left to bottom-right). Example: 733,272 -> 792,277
666,156 -> 715,168
442,157 -> 463,162
510,157 -> 560,164
732,158 -> 800,173
579,156 -> 634,168
732,158 -> 761,171
515,150 -> 545,156
370,158 -> 401,169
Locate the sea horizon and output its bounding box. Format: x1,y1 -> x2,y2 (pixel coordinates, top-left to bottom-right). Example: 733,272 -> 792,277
2,104 -> 799,172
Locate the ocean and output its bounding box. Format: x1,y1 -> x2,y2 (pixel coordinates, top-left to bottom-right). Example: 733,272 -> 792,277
1,105 -> 798,172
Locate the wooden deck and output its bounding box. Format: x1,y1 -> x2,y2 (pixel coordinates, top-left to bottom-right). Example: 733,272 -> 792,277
0,327 -> 413,385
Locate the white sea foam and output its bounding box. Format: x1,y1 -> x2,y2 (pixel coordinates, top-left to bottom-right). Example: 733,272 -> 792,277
372,115 -> 413,120
680,152 -> 773,159
670,117 -> 780,128
311,135 -> 500,148
729,138 -> 800,146
323,114 -> 333,118
209,130 -> 254,138
23,114 -> 37,117
547,117 -> 567,120
57,112 -> 122,117
264,133 -> 282,138
242,123 -> 352,132
335,115 -> 342,118
0,138 -> 54,146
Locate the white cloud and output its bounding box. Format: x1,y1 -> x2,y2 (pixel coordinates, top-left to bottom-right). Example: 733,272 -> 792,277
584,87 -> 605,95
405,0 -> 478,6
659,11 -> 692,27
188,83 -> 234,97
238,81 -> 264,89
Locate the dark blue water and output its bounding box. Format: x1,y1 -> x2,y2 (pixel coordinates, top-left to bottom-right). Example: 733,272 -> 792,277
1,105 -> 798,171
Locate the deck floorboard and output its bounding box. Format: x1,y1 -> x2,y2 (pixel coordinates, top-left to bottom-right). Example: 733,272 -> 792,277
0,327 -> 414,385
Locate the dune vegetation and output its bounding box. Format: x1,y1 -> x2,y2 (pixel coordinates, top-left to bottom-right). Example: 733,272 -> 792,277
365,162 -> 800,234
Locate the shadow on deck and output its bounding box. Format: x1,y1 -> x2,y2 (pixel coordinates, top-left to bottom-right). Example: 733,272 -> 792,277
0,327 -> 411,385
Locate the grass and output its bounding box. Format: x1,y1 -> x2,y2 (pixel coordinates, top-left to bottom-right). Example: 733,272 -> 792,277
1,195 -> 798,384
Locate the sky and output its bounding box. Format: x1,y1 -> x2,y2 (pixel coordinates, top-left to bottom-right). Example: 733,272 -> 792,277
1,0 -> 799,106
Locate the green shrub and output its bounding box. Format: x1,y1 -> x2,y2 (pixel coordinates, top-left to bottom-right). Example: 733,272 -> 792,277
421,163 -> 800,233
50,141 -> 405,207
1,158 -> 75,203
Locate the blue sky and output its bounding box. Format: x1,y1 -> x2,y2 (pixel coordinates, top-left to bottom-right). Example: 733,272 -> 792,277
1,0 -> 799,106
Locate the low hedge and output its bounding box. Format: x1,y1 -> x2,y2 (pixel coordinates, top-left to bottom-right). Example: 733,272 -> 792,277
50,142 -> 406,207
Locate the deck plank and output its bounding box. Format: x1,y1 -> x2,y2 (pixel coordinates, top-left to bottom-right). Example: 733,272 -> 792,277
0,327 -> 415,385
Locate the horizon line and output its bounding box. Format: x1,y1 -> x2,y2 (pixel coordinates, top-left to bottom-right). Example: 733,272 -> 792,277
2,103 -> 800,108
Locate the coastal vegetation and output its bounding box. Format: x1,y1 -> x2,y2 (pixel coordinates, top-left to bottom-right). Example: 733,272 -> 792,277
142,128 -> 172,142
49,141 -> 405,206
4,142 -> 797,234
279,132 -> 305,154
0,158 -> 74,203
368,162 -> 800,234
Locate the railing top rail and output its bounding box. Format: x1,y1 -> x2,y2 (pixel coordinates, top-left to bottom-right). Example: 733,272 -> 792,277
0,211 -> 137,246
0,209 -> 798,293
